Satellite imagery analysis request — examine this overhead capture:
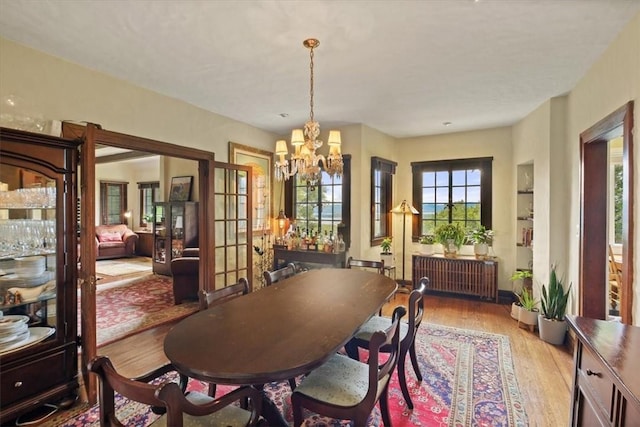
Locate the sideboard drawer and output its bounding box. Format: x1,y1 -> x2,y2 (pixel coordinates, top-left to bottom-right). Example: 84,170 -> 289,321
579,345 -> 614,421
0,350 -> 68,407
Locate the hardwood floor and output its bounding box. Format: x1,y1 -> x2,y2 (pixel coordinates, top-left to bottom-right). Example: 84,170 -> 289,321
98,292 -> 573,427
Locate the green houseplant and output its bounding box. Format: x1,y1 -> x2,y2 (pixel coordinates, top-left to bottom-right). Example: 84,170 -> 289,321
539,265 -> 572,345
515,287 -> 539,329
418,235 -> 434,255
510,270 -> 533,319
380,237 -> 393,266
467,225 -> 494,259
434,223 -> 466,257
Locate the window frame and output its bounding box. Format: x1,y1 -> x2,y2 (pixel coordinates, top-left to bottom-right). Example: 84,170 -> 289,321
411,157 -> 492,239
370,157 -> 397,246
99,181 -> 128,225
138,181 -> 160,225
285,155 -> 351,248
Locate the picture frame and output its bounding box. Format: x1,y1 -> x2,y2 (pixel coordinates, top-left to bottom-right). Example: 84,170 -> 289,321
229,142 -> 273,234
169,176 -> 193,202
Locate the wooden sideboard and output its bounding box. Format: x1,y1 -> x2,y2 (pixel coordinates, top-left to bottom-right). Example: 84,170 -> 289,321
135,230 -> 153,257
273,248 -> 347,270
567,316 -> 640,426
412,254 -> 498,302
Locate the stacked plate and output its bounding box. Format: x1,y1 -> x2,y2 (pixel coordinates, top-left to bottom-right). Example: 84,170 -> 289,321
14,256 -> 46,279
0,315 -> 30,351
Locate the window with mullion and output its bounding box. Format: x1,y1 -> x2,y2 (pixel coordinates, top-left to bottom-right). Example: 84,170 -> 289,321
286,155 -> 351,244
138,181 -> 160,225
371,157 -> 396,245
412,157 -> 492,237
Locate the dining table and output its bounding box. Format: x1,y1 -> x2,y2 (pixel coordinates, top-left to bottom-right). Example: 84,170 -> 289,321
164,268 -> 398,426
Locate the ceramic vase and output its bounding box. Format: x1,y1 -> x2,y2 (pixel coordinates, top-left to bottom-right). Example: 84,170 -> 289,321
538,315 -> 568,345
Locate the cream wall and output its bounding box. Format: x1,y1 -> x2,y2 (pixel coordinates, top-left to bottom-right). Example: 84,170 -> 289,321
512,97 -> 569,299
2,11 -> 639,321
0,38 -> 277,160
565,12 -> 640,322
396,127 -> 513,289
95,157 -> 160,227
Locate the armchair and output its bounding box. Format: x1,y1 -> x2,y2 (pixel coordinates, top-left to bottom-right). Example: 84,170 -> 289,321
95,224 -> 139,260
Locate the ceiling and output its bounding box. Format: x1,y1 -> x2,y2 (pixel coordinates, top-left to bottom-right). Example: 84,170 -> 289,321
1,1 -> 638,139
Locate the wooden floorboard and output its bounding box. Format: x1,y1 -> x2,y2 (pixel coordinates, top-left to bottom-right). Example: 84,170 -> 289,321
97,291 -> 573,426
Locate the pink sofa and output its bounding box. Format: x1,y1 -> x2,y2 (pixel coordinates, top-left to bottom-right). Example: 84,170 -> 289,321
95,224 -> 139,260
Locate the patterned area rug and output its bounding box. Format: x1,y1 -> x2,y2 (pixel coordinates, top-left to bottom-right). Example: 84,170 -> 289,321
53,323 -> 528,426
79,274 -> 199,347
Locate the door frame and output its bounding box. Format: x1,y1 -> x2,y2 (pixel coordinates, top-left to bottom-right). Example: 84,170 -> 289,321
579,101 -> 634,323
62,122 -> 216,404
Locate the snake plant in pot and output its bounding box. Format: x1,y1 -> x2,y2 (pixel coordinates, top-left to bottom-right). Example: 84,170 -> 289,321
539,265 -> 571,345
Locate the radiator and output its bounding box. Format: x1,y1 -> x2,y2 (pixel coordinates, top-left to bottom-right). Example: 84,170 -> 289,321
412,255 -> 498,302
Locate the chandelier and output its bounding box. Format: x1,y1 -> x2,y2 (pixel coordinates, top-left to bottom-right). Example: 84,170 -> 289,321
274,38 -> 343,189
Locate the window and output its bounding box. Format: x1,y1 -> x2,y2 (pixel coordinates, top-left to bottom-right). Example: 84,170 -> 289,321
411,157 -> 492,237
371,157 -> 397,245
286,155 -> 351,244
100,181 -> 128,225
138,181 -> 160,225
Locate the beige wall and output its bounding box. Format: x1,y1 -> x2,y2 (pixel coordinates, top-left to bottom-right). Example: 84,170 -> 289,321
397,127 -> 513,288
565,12 -> 640,321
0,38 -> 277,159
2,11 -> 639,321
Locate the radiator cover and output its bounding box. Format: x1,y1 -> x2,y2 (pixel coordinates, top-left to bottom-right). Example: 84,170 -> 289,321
412,255 -> 498,302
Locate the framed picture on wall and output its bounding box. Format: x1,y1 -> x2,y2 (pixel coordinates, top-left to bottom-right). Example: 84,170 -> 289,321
229,142 -> 273,234
169,176 -> 193,202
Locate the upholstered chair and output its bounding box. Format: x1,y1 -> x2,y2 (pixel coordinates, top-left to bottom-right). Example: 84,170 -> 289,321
291,306 -> 406,427
345,276 -> 429,409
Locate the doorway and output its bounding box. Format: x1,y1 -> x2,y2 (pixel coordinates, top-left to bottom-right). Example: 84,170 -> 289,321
579,102 -> 634,324
62,122 -> 217,405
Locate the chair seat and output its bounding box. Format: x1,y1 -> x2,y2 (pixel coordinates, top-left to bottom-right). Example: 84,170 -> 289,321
355,316 -> 408,342
152,391 -> 253,427
294,353 -> 389,407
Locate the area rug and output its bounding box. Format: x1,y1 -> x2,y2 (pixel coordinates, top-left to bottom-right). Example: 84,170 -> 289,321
53,323 -> 528,426
95,259 -> 152,277
79,274 -> 199,347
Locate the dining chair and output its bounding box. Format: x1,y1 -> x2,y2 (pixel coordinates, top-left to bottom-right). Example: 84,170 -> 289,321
199,278 -> 251,396
263,263 -> 297,286
291,306 -> 406,427
345,276 -> 429,409
608,245 -> 622,312
200,278 -> 250,310
88,355 -> 263,427
346,256 -> 384,274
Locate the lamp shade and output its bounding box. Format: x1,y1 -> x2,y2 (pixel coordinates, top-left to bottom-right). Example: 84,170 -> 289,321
391,200 -> 419,214
291,129 -> 305,146
275,139 -> 288,155
328,130 -> 342,146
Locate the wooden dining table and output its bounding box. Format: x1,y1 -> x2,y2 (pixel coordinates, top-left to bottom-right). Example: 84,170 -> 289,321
164,268 -> 397,426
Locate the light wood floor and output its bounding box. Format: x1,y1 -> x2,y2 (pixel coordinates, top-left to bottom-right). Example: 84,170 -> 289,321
97,292 -> 573,427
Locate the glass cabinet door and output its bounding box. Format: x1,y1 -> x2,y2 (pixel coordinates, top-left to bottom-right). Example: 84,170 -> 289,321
171,203 -> 185,257
0,164 -> 58,354
153,203 -> 167,266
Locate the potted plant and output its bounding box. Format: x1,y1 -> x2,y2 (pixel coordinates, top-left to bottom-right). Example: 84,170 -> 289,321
434,223 -> 466,257
538,265 -> 571,345
510,270 -> 533,319
380,237 -> 393,266
418,235 -> 434,255
142,214 -> 154,230
467,225 -> 494,259
516,287 -> 539,330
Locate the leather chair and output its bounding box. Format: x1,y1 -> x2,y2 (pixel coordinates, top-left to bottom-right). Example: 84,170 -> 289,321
291,306 -> 406,427
345,276 -> 429,409
171,248 -> 200,305
346,256 -> 384,274
89,355 -> 263,427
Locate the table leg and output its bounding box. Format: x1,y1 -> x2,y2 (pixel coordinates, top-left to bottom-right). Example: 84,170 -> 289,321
255,384 -> 288,427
